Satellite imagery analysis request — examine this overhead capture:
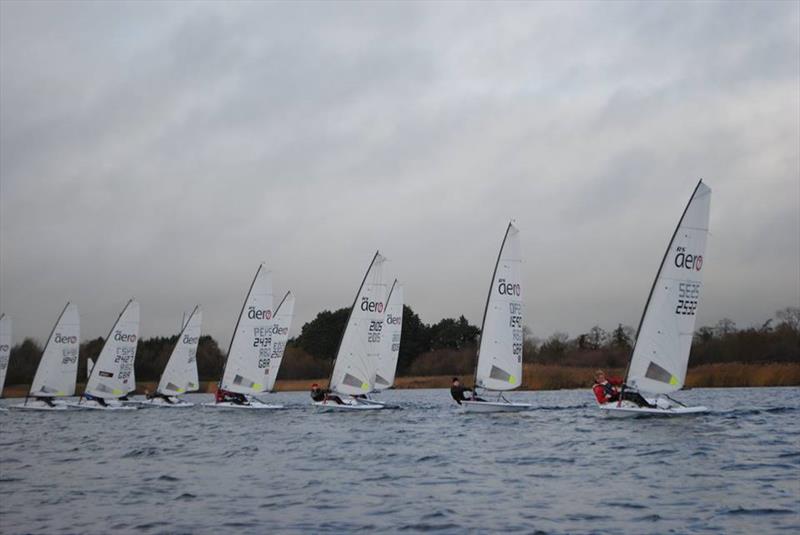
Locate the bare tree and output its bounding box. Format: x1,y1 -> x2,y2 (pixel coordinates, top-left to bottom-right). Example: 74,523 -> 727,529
776,307 -> 800,332
715,318 -> 737,337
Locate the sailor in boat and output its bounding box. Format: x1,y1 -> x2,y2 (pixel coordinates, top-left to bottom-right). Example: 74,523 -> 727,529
450,377 -> 484,405
592,370 -> 656,408
83,393 -> 108,407
145,389 -> 175,404
34,396 -> 56,408
215,388 -> 248,405
310,383 -> 344,405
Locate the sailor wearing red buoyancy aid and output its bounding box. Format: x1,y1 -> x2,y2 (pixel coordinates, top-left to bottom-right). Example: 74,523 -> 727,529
593,370 -> 623,404
592,369 -> 657,408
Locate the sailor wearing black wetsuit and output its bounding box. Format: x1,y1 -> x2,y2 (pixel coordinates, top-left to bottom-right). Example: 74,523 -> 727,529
310,384 -> 326,402
35,397 -> 56,407
310,384 -> 344,404
84,393 -> 108,406
450,377 -> 481,405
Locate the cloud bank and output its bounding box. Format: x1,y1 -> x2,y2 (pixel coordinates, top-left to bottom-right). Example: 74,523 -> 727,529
1,1 -> 798,346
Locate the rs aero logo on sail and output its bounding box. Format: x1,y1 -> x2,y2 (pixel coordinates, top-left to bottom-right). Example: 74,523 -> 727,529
270,324 -> 288,335
674,246 -> 703,271
54,333 -> 78,344
386,314 -> 401,325
248,307 -> 272,320
498,278 -> 521,296
361,297 -> 384,313
114,330 -> 137,343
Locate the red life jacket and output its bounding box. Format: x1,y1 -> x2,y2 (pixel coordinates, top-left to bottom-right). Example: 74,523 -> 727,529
593,381 -> 619,404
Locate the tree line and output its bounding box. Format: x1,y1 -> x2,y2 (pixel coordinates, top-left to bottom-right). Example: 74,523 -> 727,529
4,306 -> 798,385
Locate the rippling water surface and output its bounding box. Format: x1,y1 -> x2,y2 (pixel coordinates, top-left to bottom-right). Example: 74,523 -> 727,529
1,387 -> 798,534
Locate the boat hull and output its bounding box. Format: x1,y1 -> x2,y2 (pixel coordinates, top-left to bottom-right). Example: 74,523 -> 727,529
131,398 -> 194,408
65,400 -> 138,411
10,400 -> 71,411
202,400 -> 284,410
312,399 -> 385,411
598,403 -> 708,417
460,400 -> 532,413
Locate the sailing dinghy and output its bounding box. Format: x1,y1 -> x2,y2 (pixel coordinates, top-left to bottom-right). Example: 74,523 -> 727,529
12,303 -> 80,411
599,181 -> 711,417
460,222 -> 531,413
363,280 -> 403,407
70,299 -> 140,410
139,306 -> 202,407
314,251 -> 387,411
204,264 -> 283,409
0,314 -> 11,410
260,291 -> 295,397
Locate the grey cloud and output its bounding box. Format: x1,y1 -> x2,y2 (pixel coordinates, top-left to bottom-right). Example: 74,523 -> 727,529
1,0 -> 797,347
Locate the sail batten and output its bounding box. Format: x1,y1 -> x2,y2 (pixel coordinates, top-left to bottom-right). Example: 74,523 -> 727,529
329,251 -> 387,396
626,181 -> 711,395
29,303 -> 80,398
220,265 -> 275,394
475,223 -> 523,391
85,300 -> 140,399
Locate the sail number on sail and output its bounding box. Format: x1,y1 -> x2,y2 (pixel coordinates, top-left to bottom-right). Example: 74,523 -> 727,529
254,325 -> 274,369
510,301 -> 523,363
676,281 -> 701,316
368,320 -> 383,343
114,347 -> 135,382
55,333 -> 79,365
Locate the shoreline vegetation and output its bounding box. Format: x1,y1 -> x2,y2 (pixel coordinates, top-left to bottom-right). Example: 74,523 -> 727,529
4,363 -> 799,398
4,306 -> 798,396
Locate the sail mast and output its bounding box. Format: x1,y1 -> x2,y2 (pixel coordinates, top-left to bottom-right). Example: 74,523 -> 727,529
84,299 -> 133,387
81,298 -> 135,402
327,250 -> 381,389
624,180 -> 704,384
156,304 -> 199,395
27,302 -> 71,400
473,222 -> 513,389
220,264 -> 264,386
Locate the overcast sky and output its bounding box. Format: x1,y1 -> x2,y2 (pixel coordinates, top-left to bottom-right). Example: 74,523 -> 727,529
1,0 -> 798,348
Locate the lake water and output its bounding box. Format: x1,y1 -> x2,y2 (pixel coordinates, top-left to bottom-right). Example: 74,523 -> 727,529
0,387 -> 798,534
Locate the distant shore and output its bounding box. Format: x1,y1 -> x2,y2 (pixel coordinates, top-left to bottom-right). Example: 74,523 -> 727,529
2,362 -> 798,398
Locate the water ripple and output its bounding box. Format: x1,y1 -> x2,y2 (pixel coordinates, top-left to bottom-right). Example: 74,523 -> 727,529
0,387 -> 797,534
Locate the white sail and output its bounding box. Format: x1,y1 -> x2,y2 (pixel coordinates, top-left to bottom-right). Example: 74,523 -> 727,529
220,264 -> 275,394
263,291 -> 295,392
157,306 -> 202,396
374,280 -> 403,391
627,181 -> 711,395
183,310 -> 201,393
85,300 -> 140,398
475,223 -> 523,391
0,314 -> 11,396
86,358 -> 94,380
329,251 -> 386,396
29,303 -> 80,397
